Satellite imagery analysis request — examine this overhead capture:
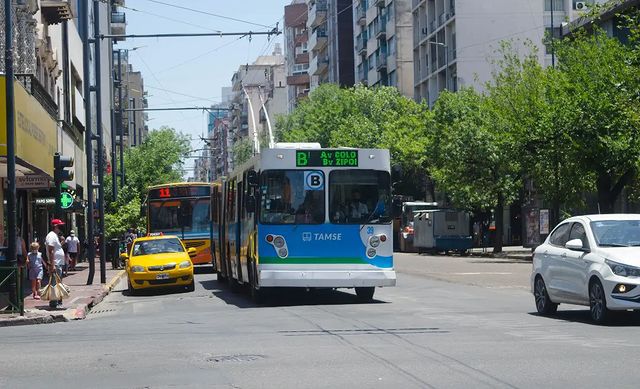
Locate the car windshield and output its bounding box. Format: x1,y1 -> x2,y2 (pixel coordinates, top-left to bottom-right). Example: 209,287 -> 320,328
132,238 -> 184,256
590,220 -> 640,247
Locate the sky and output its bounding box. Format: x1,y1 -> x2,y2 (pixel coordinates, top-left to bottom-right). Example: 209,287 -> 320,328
120,0 -> 289,178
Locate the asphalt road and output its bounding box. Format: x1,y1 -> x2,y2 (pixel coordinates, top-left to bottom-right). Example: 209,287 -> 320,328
2,253 -> 640,388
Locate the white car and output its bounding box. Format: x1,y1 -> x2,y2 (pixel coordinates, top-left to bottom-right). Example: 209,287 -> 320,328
532,214 -> 640,324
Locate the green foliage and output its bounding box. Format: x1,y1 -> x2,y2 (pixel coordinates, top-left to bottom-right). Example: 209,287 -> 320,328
104,126 -> 190,239
277,84 -> 433,197
232,138 -> 254,166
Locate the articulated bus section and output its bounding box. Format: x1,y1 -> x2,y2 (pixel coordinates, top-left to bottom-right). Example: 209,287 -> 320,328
211,147 -> 396,302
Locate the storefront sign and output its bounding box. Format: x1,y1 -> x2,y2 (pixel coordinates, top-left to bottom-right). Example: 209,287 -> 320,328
0,76 -> 57,177
35,198 -> 56,205
16,175 -> 51,189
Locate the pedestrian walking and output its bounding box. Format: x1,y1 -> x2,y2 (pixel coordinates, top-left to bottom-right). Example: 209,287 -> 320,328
46,219 -> 66,308
27,242 -> 43,300
65,230 -> 80,271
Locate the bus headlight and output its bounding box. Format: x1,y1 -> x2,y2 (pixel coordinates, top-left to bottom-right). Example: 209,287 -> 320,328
369,236 -> 380,248
367,248 -> 377,258
278,248 -> 288,258
274,236 -> 285,248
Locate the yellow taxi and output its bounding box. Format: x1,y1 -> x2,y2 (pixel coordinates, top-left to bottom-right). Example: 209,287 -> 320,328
122,234 -> 196,294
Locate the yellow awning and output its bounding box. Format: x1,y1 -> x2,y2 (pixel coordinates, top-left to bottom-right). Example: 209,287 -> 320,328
0,75 -> 57,178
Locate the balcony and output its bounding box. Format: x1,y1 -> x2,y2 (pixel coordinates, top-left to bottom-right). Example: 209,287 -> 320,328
287,73 -> 310,86
439,12 -> 451,26
375,22 -> 386,39
15,74 -> 58,119
40,0 -> 73,24
295,52 -> 309,64
375,0 -> 385,7
357,67 -> 368,84
316,55 -> 329,75
356,5 -> 366,25
356,34 -> 367,55
376,55 -> 387,71
309,26 -> 328,51
111,12 -> 126,40
309,0 -> 327,28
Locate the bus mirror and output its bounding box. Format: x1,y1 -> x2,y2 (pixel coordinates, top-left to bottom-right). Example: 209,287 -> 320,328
247,170 -> 259,188
246,194 -> 257,213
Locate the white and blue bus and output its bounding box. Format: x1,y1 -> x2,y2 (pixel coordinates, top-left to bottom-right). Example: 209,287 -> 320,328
212,146 -> 396,302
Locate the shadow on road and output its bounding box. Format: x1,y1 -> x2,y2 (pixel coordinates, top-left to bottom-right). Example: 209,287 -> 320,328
194,266 -> 215,275
528,310 -> 640,326
199,277 -> 388,308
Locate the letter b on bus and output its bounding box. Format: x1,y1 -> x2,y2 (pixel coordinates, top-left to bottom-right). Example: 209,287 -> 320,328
296,151 -> 309,167
304,171 -> 324,191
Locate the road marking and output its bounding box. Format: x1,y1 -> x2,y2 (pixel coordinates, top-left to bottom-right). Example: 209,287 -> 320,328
452,272 -> 513,275
67,297 -> 83,305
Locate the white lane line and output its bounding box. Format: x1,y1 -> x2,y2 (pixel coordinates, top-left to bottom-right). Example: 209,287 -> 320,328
452,272 -> 513,275
67,297 -> 83,305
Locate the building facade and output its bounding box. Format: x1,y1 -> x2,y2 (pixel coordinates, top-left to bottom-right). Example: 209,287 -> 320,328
354,0 -> 414,96
284,1 -> 311,112
412,0 -> 609,106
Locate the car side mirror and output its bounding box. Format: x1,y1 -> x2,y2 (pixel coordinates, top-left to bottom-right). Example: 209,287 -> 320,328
187,247 -> 197,258
566,239 -> 588,252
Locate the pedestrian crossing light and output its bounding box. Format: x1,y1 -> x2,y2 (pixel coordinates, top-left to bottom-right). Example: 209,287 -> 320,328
54,153 -> 74,214
54,153 -> 74,183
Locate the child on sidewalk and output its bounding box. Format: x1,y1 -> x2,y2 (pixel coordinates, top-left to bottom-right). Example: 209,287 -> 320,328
27,242 -> 44,300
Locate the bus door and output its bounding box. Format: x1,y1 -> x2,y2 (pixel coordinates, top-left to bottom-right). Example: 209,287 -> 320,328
236,179 -> 245,283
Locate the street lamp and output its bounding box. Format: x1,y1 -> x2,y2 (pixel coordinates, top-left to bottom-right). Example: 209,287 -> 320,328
429,41 -> 448,91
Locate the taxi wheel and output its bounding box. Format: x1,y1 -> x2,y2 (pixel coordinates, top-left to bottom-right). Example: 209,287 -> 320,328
186,279 -> 195,292
127,280 -> 137,296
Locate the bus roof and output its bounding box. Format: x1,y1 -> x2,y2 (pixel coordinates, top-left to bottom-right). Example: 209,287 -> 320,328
147,182 -> 211,190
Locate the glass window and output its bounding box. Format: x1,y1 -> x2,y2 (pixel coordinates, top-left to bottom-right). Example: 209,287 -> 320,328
260,170 -> 325,224
329,170 -> 391,224
544,0 -> 564,11
549,222 -> 571,246
568,223 -> 589,249
591,220 -> 640,247
149,198 -> 211,235
132,238 -> 184,256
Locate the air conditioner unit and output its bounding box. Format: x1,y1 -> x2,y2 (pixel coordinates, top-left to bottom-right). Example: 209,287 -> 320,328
575,1 -> 588,10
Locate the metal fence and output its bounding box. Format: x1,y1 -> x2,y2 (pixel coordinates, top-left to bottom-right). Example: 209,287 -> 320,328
0,266 -> 24,315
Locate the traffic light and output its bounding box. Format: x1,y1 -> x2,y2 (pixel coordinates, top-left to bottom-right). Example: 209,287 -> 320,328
54,153 -> 74,215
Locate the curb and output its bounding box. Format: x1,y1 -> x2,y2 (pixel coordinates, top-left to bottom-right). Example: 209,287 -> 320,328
1,270 -> 128,326
65,270 -> 127,321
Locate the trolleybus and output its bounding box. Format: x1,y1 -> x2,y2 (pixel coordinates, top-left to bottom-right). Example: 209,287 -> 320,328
147,182 -> 215,266
212,146 -> 396,301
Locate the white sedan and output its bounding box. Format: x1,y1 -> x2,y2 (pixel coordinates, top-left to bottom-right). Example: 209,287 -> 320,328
532,214 -> 640,324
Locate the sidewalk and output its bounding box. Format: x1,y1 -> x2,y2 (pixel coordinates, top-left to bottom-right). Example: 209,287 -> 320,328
468,246 -> 533,261
0,258 -> 126,327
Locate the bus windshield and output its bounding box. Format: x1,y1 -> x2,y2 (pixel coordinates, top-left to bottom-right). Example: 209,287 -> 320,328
149,198 -> 211,236
260,170 -> 325,224
330,170 -> 391,224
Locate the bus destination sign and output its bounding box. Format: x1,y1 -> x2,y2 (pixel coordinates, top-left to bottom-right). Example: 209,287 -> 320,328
296,150 -> 359,167
149,186 -> 210,199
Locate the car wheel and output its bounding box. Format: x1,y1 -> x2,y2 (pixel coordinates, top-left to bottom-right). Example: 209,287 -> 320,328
534,277 -> 558,315
186,279 -> 195,292
127,280 -> 136,296
355,287 -> 375,302
589,278 -> 609,324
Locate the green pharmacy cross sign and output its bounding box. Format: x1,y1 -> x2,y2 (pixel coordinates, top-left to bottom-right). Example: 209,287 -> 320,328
60,192 -> 74,209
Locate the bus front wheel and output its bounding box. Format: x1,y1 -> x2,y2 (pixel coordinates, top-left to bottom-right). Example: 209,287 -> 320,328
355,287 -> 375,302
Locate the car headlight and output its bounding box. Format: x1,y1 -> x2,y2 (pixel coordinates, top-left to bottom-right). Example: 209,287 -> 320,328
606,259 -> 640,277
179,260 -> 191,269
130,265 -> 145,273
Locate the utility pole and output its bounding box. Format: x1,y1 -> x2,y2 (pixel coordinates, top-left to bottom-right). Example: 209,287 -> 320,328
93,0 -> 106,284
4,0 -> 21,315
130,97 -> 137,146
81,0 -> 96,285
117,49 -> 125,187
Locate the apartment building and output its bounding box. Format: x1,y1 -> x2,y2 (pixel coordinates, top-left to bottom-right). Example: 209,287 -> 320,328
308,0 -> 354,89
228,48 -> 287,166
412,0 -> 609,106
353,0 -> 414,97
284,1 -> 311,111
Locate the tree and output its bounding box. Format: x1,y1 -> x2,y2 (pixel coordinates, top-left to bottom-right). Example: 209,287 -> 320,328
104,126 -> 191,238
431,88 -> 522,252
232,138 -> 254,167
553,27 -> 640,212
277,84 -> 433,198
